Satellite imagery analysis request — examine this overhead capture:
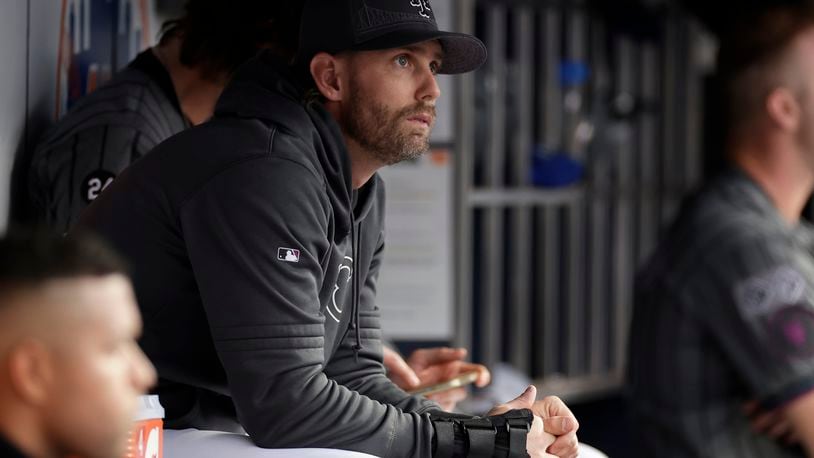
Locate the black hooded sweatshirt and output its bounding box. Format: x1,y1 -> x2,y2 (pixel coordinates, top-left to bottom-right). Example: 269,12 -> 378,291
76,52 -> 459,456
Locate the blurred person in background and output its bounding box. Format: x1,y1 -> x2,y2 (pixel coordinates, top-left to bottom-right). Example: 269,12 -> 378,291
28,0 -> 303,234
629,3 -> 814,457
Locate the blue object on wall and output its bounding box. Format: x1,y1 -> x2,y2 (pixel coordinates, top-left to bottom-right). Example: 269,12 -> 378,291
559,60 -> 591,87
530,146 -> 584,188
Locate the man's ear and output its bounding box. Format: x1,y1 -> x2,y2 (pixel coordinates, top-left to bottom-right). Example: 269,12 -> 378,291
310,52 -> 345,102
766,87 -> 802,133
7,340 -> 55,406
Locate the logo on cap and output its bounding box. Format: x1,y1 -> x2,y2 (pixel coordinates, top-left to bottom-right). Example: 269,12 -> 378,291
277,248 -> 301,263
410,0 -> 431,19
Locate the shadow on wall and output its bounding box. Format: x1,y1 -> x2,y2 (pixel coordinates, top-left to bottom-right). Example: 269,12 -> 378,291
8,0 -> 157,226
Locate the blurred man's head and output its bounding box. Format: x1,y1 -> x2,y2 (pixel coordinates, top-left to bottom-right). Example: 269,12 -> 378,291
153,0 -> 305,125
297,0 -> 485,168
719,3 -> 814,164
161,0 -> 305,80
0,230 -> 156,458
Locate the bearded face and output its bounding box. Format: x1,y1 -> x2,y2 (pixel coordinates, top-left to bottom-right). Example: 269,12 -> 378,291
341,75 -> 436,165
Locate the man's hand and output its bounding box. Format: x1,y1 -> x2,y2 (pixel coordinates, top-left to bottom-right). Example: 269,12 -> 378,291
531,393 -> 579,458
487,386 -> 556,457
488,385 -> 579,458
743,400 -> 798,445
383,345 -> 421,388
383,346 -> 490,411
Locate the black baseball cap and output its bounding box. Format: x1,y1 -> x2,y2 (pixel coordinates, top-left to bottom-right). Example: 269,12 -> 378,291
296,0 -> 487,74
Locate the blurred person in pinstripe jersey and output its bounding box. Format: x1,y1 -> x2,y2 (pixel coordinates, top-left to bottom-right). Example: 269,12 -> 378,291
27,0 -> 303,234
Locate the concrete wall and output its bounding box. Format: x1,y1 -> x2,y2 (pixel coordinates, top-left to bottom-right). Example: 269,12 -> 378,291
0,1 -> 31,232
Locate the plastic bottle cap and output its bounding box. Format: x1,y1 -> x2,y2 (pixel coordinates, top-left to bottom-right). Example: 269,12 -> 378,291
132,395 -> 165,422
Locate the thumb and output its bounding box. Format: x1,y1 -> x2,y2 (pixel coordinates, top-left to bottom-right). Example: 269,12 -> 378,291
504,385 -> 537,410
542,415 -> 577,436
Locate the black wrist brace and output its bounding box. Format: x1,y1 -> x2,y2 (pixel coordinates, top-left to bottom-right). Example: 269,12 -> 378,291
431,408 -> 533,458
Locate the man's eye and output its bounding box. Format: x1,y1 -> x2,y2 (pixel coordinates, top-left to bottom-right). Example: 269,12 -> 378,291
396,55 -> 409,67
430,62 -> 439,74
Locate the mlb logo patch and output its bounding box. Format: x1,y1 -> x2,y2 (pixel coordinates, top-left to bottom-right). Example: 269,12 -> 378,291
277,247 -> 300,263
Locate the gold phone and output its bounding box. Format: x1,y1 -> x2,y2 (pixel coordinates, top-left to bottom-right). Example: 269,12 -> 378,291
408,371 -> 479,396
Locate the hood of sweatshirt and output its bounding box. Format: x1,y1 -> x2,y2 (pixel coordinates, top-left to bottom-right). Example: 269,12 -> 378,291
214,50 -> 377,241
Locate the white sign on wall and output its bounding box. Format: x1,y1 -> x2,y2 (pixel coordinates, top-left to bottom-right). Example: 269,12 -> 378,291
377,150 -> 453,340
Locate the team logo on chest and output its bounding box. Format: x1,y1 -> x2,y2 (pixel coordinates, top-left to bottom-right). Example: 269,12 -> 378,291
277,247 -> 300,263
735,266 -> 806,317
735,265 -> 814,360
327,256 -> 353,323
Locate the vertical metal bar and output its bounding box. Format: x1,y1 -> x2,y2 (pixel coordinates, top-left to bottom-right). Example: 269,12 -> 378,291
453,0 -> 476,352
588,20 -> 610,376
541,7 -> 562,153
613,36 -> 636,375
589,182 -> 609,375
479,4 -> 506,367
564,6 -> 588,376
684,19 -> 704,191
563,5 -> 589,162
660,15 -> 679,228
542,206 -> 560,375
638,43 -> 660,264
508,6 -> 534,373
537,5 -> 562,377
566,198 -> 585,376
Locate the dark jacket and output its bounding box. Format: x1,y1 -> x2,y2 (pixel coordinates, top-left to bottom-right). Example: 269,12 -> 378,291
77,51 -> 447,456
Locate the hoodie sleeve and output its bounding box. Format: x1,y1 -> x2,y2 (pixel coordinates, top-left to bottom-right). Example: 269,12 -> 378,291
179,156 -> 437,457
324,229 -> 442,414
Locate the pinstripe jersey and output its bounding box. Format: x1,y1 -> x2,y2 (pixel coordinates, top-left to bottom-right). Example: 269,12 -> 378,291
28,50 -> 189,234
629,168 -> 814,458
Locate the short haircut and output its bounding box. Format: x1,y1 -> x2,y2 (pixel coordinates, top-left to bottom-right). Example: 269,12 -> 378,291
161,0 -> 305,80
0,228 -> 128,298
718,2 -> 814,133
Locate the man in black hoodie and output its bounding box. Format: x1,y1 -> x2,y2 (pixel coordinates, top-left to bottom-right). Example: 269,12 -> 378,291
77,0 -> 580,456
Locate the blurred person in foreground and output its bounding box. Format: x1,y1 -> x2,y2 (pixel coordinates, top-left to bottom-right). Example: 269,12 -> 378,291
0,230 -> 156,458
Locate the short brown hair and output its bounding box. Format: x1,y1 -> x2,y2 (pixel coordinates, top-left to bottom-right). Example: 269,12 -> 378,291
718,2 -> 814,132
